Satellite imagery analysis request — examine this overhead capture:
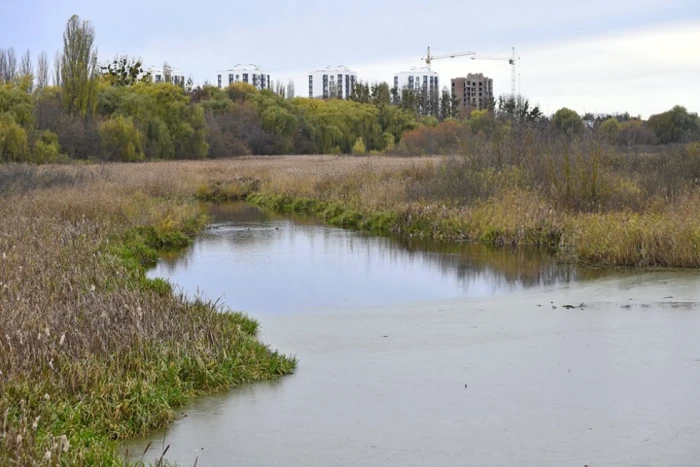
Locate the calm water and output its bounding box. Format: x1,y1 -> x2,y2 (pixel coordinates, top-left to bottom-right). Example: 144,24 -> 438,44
126,202 -> 700,466
151,202 -> 586,313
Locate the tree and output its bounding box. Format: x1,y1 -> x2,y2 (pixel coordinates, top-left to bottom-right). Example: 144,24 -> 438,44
6,48 -> 17,83
36,51 -> 49,91
19,50 -> 32,91
370,82 -> 391,106
98,115 -> 144,161
162,61 -> 172,84
600,118 -> 621,144
439,88 -> 452,121
0,49 -> 6,84
552,107 -> 584,137
102,55 -> 148,87
0,119 -> 30,162
273,79 -> 286,98
497,95 -> 542,123
31,130 -> 62,163
0,48 -> 18,84
647,106 -> 700,144
450,91 -> 460,119
286,80 -> 295,99
53,51 -> 61,86
60,15 -> 99,117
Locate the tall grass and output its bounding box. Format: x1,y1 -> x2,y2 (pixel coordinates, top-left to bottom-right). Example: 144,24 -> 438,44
0,167 -> 295,465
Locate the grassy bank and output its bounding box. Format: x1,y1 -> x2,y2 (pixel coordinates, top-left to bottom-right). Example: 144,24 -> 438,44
167,154 -> 699,268
10,155 -> 690,268
0,164 -> 295,465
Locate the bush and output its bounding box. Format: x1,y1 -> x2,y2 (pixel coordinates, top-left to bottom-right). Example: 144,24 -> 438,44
352,137 -> 366,155
31,130 -> 62,163
600,118 -> 621,143
98,115 -> 144,162
0,119 -> 30,162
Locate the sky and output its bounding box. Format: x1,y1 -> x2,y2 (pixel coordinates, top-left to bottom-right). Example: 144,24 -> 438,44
2,0 -> 699,118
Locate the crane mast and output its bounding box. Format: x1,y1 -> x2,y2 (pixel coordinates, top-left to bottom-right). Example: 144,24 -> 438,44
470,47 -> 520,97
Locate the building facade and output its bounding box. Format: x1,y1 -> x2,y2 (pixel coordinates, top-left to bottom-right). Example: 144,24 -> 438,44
308,66 -> 357,99
393,67 -> 439,95
146,66 -> 185,87
217,65 -> 271,90
451,73 -> 494,117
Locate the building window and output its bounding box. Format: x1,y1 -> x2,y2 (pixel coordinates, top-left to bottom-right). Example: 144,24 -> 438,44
217,75 -> 221,88
229,74 -> 233,85
243,73 -> 248,83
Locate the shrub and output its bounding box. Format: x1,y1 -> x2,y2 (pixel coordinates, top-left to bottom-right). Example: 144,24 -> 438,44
0,119 -> 30,162
600,118 -> 621,143
352,137 -> 366,155
31,130 -> 62,163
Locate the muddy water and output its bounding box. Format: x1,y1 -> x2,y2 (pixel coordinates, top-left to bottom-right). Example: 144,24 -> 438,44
125,203 -> 700,466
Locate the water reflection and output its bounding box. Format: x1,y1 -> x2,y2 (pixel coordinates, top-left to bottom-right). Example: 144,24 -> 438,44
150,202 -> 615,314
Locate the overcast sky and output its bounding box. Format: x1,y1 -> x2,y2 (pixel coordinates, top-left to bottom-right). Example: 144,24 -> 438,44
2,0 -> 699,118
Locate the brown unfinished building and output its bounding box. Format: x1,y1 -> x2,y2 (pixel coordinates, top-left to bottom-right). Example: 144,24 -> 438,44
451,73 -> 494,118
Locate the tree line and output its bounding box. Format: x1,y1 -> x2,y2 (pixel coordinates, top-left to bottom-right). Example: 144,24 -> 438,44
1,14 -> 699,163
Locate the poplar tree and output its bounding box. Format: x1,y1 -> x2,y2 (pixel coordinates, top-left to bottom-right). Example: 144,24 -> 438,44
60,15 -> 99,117
36,51 -> 49,91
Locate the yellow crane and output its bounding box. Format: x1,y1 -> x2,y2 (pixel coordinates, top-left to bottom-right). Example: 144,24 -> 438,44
422,46 -> 476,71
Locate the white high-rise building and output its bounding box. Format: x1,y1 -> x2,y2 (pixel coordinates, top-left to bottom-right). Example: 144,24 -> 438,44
393,67 -> 439,94
308,66 -> 357,99
217,65 -> 271,90
146,65 -> 185,87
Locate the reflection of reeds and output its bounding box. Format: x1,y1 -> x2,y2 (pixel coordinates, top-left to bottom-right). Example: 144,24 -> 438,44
0,168 -> 295,464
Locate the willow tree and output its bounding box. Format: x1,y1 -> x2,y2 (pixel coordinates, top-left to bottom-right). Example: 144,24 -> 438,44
60,15 -> 99,117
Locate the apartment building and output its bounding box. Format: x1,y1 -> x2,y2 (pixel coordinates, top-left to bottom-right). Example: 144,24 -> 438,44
393,67 -> 439,94
308,66 -> 357,99
217,65 -> 271,90
146,65 -> 185,87
451,73 -> 493,117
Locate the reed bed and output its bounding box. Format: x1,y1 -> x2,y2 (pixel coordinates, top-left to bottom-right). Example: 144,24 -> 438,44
0,164 -> 295,465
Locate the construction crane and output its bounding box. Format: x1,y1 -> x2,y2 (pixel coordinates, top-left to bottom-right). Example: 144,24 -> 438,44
422,46 -> 476,71
470,47 -> 520,97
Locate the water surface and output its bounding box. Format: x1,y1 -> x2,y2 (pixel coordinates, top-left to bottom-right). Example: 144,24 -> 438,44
127,202 -> 700,466
151,202 -> 587,313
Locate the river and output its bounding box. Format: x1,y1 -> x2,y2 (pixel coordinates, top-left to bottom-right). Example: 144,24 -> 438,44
124,202 -> 700,466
